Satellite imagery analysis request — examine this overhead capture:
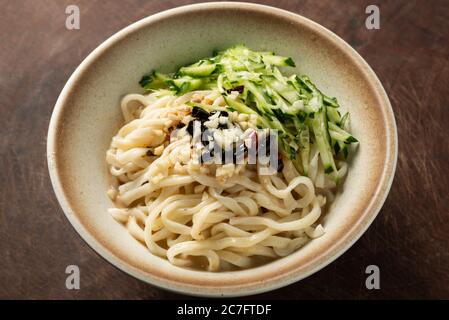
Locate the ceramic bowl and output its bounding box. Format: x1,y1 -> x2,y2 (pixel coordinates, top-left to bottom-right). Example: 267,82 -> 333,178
47,2 -> 397,297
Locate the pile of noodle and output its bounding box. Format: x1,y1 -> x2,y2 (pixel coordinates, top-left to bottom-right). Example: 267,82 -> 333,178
106,90 -> 347,271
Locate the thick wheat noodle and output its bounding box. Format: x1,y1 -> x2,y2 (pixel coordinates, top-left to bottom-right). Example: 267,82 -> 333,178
106,90 -> 346,271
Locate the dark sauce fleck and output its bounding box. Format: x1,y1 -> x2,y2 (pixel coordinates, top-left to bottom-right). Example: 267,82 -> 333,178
192,106 -> 210,120
187,120 -> 208,144
211,110 -> 229,117
226,85 -> 244,94
217,122 -> 228,130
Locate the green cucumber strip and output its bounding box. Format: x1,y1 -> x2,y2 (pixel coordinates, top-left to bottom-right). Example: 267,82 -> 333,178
304,93 -> 322,115
262,75 -> 300,105
262,55 -> 296,67
328,122 -> 358,143
299,124 -> 310,175
243,81 -> 276,117
323,95 -> 339,107
298,76 -> 339,108
222,96 -> 273,130
140,71 -> 171,90
168,78 -> 203,95
178,63 -> 217,77
340,141 -> 349,159
312,109 -> 337,174
340,112 -> 349,129
326,106 -> 341,125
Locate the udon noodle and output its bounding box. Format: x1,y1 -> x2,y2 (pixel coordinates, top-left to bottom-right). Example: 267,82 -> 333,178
106,90 -> 347,271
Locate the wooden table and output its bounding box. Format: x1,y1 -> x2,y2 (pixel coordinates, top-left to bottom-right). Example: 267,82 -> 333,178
1,0 -> 448,299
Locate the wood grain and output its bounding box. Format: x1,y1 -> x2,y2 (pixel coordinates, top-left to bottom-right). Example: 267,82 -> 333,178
1,0 -> 448,299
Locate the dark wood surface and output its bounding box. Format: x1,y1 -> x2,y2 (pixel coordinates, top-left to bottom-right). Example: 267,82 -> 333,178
1,0 -> 448,299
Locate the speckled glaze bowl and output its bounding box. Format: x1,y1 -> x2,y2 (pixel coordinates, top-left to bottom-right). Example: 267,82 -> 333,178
47,2 -> 397,297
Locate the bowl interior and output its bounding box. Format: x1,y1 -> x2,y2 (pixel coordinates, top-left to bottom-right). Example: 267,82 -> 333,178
48,3 -> 396,297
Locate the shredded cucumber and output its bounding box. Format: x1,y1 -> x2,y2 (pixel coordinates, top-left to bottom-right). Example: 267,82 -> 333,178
178,62 -> 217,77
328,122 -> 358,144
312,108 -> 337,174
139,45 -> 358,181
